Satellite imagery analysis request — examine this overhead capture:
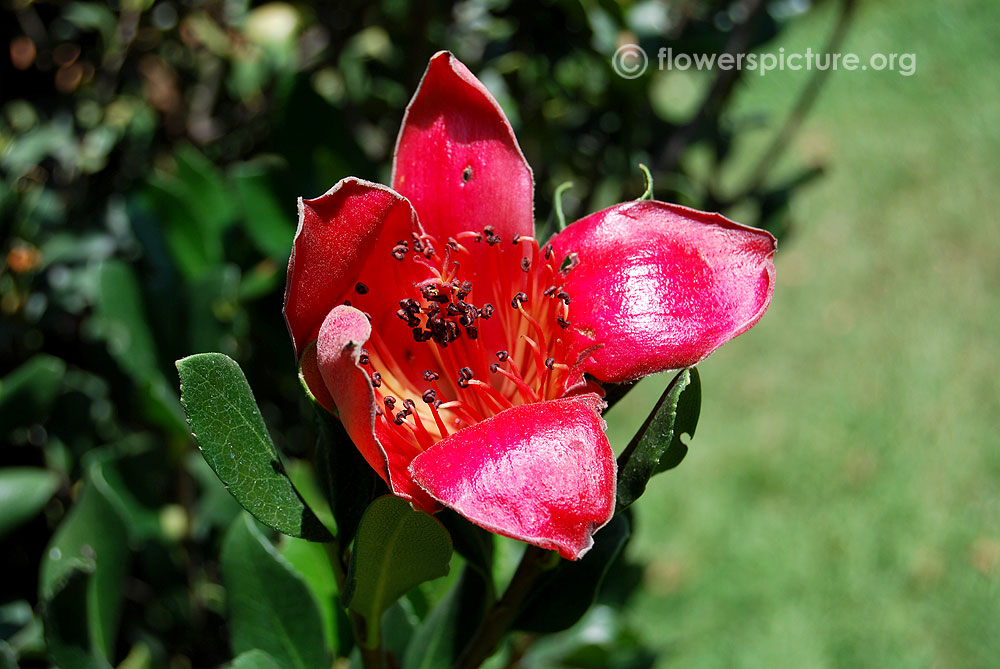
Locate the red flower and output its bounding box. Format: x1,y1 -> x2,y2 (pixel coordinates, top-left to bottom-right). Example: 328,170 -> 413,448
284,52 -> 776,559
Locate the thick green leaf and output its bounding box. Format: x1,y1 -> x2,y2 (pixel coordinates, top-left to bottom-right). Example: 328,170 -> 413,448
39,479 -> 129,663
229,649 -> 284,669
176,353 -> 332,541
280,537 -> 339,653
0,354 -> 65,434
315,406 -> 386,547
0,468 -> 60,538
403,566 -> 491,669
221,514 -> 330,669
616,367 -> 701,510
344,496 -> 452,648
514,514 -> 630,634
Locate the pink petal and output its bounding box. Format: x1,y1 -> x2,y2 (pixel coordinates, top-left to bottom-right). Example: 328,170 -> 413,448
409,394 -> 616,560
550,201 -> 776,383
391,51 -> 533,246
316,305 -> 438,511
316,305 -> 389,484
284,178 -> 417,358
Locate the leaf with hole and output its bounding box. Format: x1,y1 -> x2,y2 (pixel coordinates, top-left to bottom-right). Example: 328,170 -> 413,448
616,367 -> 701,511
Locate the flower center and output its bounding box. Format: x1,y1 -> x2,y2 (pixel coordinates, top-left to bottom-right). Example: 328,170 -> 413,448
349,226 -> 590,456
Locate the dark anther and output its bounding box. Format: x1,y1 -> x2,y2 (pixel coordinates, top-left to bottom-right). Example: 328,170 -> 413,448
422,390 -> 436,404
355,282 -> 369,295
459,367 -> 474,380
465,326 -> 478,339
496,350 -> 509,362
384,396 -> 396,410
371,372 -> 382,388
511,292 -> 529,308
375,406 -> 383,416
489,362 -> 500,373
412,327 -> 432,342
458,313 -> 474,327
520,257 -> 531,272
560,252 -> 579,274
403,399 -> 416,410
457,377 -> 469,389
474,234 -> 483,243
483,225 -> 495,236
545,357 -> 556,370
393,412 -> 407,425
543,285 -> 557,297
343,300 -> 352,306
556,291 -> 571,304
391,244 -> 408,260
398,309 -> 419,327
512,234 -> 521,244
359,349 -> 369,366
462,165 -> 473,183
480,303 -> 495,319
557,317 -> 571,329
423,370 -> 440,381
456,280 -> 472,301
447,303 -> 463,316
434,399 -> 443,409
543,244 -> 553,260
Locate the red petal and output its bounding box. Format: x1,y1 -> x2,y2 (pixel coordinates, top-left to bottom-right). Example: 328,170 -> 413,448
316,305 -> 438,511
284,178 -> 417,358
550,201 -> 776,383
409,394 -> 616,560
391,51 -> 533,245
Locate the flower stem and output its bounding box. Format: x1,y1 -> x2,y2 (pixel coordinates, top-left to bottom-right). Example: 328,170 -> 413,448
455,546 -> 557,669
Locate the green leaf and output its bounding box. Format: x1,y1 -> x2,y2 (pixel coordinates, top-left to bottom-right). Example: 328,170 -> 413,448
615,367 -> 701,510
42,567 -> 110,669
513,514 -> 630,634
221,514 -> 331,669
39,479 -> 129,663
228,649 -> 284,669
93,260 -> 187,435
177,353 -> 332,541
403,566 -> 491,669
344,496 -> 452,648
0,354 -> 65,434
654,366 -> 701,474
230,162 -> 296,261
280,537 -> 339,653
0,468 -> 60,538
315,406 -> 386,547
437,509 -> 495,585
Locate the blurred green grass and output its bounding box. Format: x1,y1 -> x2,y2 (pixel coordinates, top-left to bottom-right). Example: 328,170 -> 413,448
605,0 -> 1000,666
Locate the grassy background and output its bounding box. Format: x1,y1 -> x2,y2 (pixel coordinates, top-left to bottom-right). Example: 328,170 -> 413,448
605,0 -> 1000,666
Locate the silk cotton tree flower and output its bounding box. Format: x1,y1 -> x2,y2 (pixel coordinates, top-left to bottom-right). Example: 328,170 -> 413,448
284,51 -> 776,560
